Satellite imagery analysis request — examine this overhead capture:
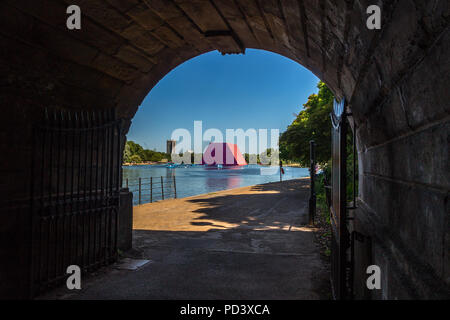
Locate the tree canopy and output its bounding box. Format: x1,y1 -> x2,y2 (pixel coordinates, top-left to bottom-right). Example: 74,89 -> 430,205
279,81 -> 334,166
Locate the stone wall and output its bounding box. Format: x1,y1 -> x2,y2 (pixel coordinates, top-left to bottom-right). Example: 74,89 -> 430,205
118,190 -> 133,252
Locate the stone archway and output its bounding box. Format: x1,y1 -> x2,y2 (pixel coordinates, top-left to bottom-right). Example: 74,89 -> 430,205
0,0 -> 448,299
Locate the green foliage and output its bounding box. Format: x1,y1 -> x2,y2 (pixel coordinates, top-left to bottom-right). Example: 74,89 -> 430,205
314,131 -> 359,225
123,140 -> 168,164
123,142 -> 132,163
315,160 -> 332,224
243,149 -> 277,165
278,80 -> 359,227
244,153 -> 260,164
279,81 -> 334,166
129,154 -> 142,164
264,148 -> 275,157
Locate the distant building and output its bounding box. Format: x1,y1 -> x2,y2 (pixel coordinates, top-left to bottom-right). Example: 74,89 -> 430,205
166,140 -> 176,154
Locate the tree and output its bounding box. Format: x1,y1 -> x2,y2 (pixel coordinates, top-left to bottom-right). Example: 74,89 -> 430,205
129,154 -> 142,164
279,81 -> 334,166
126,141 -> 145,160
123,140 -> 167,164
123,142 -> 132,163
260,148 -> 279,165
244,153 -> 259,164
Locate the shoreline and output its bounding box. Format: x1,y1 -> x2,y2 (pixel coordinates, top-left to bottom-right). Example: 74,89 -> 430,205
133,176 -> 310,207
133,178 -> 312,231
123,162 -> 306,168
123,162 -> 166,166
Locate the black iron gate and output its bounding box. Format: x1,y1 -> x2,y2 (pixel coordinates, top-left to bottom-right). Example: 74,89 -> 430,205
29,108 -> 122,296
330,98 -> 350,299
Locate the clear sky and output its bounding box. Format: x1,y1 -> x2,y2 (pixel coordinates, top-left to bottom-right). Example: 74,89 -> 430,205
127,49 -> 319,152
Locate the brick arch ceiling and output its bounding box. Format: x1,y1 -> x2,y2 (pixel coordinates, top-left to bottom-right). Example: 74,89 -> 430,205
102,0 -> 357,119
3,0 -> 381,120
2,0 -> 448,151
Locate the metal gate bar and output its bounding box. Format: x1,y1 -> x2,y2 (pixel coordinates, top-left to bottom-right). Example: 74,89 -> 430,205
30,108 -> 122,296
330,98 -> 350,299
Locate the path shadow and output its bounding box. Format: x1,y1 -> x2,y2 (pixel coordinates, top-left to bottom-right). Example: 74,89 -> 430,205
39,179 -> 331,300
183,178 -> 311,230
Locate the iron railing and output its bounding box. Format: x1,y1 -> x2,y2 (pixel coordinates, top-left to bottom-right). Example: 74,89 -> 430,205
123,176 -> 177,205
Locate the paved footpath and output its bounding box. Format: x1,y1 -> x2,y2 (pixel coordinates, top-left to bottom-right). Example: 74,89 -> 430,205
41,178 -> 330,300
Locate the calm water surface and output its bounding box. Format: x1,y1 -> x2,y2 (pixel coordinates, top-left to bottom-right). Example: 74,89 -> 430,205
123,165 -> 309,205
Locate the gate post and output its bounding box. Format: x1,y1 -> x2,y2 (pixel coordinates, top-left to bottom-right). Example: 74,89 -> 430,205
138,178 -> 142,205
309,140 -> 316,225
330,98 -> 350,299
173,175 -> 177,199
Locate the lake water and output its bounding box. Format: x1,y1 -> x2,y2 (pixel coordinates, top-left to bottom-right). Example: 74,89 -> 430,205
123,165 -> 309,205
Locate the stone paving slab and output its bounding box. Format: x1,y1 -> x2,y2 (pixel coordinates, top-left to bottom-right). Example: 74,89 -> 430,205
39,178 -> 330,300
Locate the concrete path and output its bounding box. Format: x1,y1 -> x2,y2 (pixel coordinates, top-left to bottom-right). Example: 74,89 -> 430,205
41,178 -> 330,300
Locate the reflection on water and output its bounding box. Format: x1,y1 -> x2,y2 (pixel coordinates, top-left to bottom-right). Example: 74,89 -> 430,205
123,164 -> 309,205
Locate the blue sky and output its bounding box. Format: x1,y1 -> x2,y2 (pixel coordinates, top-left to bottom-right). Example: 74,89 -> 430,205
127,49 -> 319,152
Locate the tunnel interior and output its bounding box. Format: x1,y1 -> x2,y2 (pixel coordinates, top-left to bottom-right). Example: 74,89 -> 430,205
0,0 -> 448,299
